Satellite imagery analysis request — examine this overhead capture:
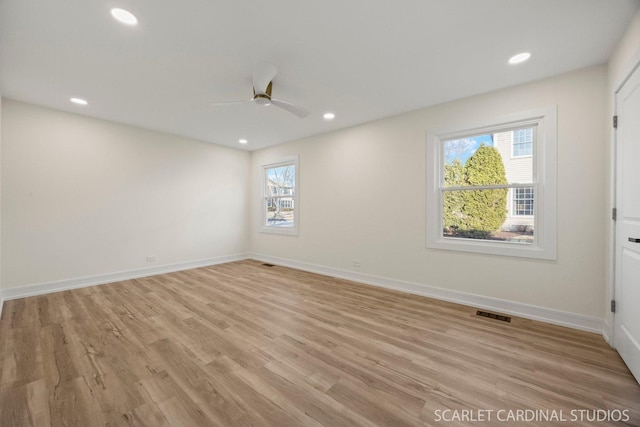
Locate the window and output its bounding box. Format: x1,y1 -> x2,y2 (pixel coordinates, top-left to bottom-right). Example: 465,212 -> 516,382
513,187 -> 534,216
512,128 -> 533,157
280,199 -> 294,209
426,107 -> 557,260
261,156 -> 299,235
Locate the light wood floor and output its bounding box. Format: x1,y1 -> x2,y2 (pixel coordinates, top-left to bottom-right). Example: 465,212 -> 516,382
1,260 -> 639,426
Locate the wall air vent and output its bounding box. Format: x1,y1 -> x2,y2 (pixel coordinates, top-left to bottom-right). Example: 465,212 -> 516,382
476,310 -> 511,323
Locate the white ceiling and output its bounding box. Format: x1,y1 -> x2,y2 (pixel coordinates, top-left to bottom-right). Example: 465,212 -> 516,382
1,0 -> 638,151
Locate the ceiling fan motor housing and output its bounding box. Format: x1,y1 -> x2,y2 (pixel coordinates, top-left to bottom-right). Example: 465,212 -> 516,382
254,93 -> 272,106
253,81 -> 273,106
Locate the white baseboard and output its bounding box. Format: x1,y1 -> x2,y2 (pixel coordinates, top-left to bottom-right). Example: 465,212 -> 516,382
250,253 -> 604,334
1,252 -> 605,336
603,318 -> 613,346
1,253 -> 250,301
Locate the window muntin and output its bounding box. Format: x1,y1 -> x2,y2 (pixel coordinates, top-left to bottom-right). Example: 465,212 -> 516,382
261,157 -> 298,235
426,107 -> 557,260
513,187 -> 534,216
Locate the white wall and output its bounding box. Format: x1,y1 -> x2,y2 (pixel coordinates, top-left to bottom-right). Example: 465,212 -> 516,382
608,9 -> 640,92
1,99 -> 250,290
251,65 -> 607,321
0,94 -> 3,309
605,8 -> 640,342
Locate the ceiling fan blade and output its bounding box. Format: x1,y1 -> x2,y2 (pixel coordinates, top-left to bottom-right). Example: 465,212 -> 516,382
271,98 -> 310,119
253,61 -> 277,94
210,99 -> 253,106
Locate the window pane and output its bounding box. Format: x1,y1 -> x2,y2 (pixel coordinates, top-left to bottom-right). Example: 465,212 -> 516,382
261,157 -> 298,235
265,197 -> 295,227
443,131 -> 533,186
443,134 -> 492,187
495,129 -> 533,183
443,188 -> 533,244
266,165 -> 295,196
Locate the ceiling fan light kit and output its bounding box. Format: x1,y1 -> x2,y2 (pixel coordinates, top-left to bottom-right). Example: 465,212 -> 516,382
253,82 -> 273,106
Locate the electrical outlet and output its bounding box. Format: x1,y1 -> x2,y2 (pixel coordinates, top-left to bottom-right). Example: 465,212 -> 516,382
146,255 -> 157,262
352,258 -> 361,268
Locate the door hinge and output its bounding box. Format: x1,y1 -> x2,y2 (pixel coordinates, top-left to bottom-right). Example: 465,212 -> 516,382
611,300 -> 616,313
613,115 -> 618,129
612,207 -> 617,221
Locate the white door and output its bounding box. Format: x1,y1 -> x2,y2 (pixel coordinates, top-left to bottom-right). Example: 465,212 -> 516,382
615,63 -> 640,383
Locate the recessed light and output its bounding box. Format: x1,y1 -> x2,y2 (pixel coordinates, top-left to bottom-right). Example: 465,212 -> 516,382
70,97 -> 88,106
508,52 -> 531,65
238,139 -> 248,144
111,8 -> 138,25
323,112 -> 335,120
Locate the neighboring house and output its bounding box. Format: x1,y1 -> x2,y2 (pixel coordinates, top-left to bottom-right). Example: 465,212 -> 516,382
493,129 -> 534,232
267,178 -> 295,209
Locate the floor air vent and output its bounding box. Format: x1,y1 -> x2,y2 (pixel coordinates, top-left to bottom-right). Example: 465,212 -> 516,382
261,263 -> 276,267
476,310 -> 511,323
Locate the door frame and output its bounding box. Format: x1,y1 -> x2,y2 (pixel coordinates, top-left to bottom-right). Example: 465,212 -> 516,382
609,55 -> 640,347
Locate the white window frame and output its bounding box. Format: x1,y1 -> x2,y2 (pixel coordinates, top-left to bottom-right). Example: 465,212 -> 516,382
426,107 -> 557,260
261,156 -> 299,236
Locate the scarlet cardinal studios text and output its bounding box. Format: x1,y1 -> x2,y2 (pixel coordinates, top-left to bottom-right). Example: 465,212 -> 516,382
433,409 -> 630,423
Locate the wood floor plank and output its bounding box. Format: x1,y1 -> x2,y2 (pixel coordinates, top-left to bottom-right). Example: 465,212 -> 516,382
49,376 -> 106,427
107,402 -> 172,427
0,383 -> 35,427
0,259 -> 639,426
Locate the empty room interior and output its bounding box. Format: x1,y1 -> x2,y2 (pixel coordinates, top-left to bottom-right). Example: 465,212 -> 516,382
2,1 -> 640,426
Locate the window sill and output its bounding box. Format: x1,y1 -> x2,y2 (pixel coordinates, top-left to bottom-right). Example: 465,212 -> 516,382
260,226 -> 299,236
428,237 -> 555,260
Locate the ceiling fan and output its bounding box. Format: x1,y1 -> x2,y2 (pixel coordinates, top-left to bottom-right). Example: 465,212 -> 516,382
210,61 -> 310,119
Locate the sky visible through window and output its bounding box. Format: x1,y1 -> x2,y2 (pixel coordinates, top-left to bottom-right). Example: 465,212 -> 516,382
267,166 -> 295,188
444,134 -> 493,164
